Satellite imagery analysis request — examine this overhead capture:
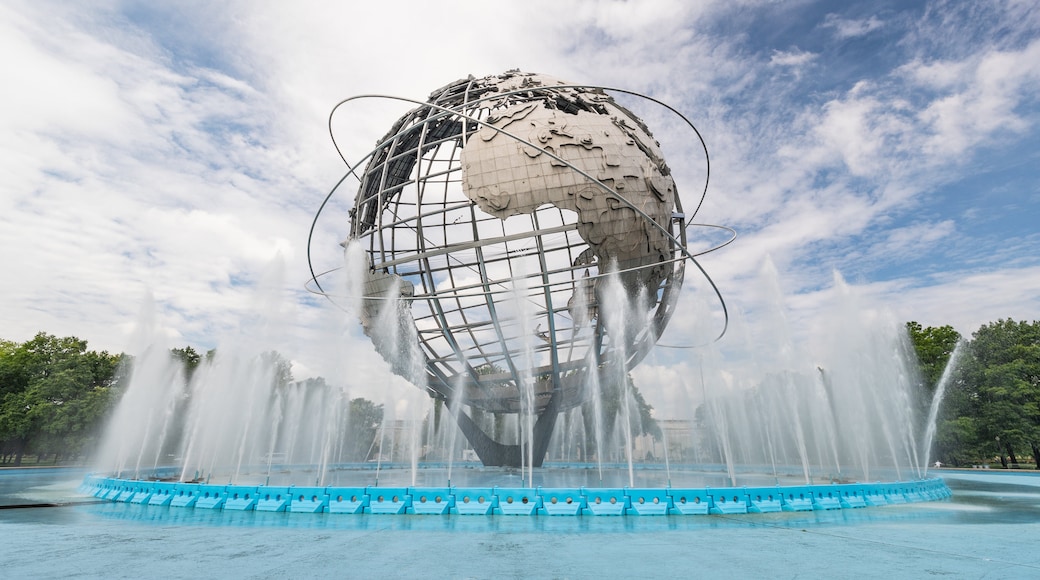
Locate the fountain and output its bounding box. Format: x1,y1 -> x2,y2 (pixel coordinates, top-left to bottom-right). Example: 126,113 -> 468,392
83,71 -> 951,515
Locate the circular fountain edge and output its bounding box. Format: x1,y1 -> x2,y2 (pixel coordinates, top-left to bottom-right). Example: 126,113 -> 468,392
80,474 -> 951,516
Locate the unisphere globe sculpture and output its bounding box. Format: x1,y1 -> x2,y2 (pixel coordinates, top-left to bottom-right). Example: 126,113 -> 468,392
309,70 -> 731,467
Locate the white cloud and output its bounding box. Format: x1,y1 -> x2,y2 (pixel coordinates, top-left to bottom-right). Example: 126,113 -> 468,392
770,48 -> 817,68
870,220 -> 956,260
821,14 -> 884,39
1,0 -> 1039,396
915,38 -> 1040,156
855,265 -> 1040,337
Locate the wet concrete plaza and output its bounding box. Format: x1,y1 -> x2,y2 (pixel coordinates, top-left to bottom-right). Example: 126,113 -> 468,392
2,468 -> 1038,578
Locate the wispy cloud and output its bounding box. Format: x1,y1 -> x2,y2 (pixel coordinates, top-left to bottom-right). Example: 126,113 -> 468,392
821,14 -> 884,39
770,48 -> 817,68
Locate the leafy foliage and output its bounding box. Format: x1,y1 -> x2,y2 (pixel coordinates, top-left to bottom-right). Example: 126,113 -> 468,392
0,333 -> 125,464
932,319 -> 1040,467
906,322 -> 961,391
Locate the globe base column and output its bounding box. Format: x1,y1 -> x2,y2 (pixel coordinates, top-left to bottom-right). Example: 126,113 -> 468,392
451,392 -> 562,468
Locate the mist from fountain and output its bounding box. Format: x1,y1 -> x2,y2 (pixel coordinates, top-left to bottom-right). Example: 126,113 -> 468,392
599,271 -> 650,488
94,248 -> 939,491
93,249 -> 428,487
94,294 -> 184,479
504,267 -> 538,487
671,261 -> 931,485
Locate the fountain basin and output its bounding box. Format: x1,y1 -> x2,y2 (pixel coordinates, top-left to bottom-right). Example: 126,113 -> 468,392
81,473 -> 950,516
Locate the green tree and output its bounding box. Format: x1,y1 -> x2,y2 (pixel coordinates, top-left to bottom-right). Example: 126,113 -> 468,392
170,346 -> 201,383
906,322 -> 962,391
0,333 -> 123,464
0,339 -> 30,397
0,339 -> 30,462
906,321 -> 964,464
345,397 -> 383,461
946,320 -> 1040,468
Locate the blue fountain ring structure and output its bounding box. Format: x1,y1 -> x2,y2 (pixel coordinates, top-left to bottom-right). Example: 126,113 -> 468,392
82,474 -> 951,516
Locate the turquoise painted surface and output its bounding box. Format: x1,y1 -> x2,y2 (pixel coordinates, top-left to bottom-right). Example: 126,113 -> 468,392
2,469 -> 1039,578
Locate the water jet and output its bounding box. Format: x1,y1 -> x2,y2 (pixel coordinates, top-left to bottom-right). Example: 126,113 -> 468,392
86,71 -> 951,515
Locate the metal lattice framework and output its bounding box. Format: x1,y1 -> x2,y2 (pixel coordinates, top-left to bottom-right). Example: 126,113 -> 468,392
308,71 -> 732,466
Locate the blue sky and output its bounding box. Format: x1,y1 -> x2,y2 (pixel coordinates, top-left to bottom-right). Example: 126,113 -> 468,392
1,0 -> 1038,399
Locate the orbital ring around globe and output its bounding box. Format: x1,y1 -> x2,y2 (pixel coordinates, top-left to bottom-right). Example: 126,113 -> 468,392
307,81 -> 732,344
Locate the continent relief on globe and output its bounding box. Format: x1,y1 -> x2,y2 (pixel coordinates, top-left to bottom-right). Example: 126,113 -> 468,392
459,97 -> 676,304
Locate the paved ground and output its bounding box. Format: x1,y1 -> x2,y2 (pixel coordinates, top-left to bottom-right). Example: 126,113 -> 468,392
2,468 -> 1038,579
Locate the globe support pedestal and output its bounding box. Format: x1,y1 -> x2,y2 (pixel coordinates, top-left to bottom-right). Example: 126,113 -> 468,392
451,392 -> 562,468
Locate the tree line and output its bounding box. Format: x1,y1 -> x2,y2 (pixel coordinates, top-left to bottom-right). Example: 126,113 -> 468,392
3,319 -> 1037,468
0,333 -> 384,466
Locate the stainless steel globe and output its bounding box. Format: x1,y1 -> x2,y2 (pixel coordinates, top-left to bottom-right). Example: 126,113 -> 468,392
310,70 -> 729,466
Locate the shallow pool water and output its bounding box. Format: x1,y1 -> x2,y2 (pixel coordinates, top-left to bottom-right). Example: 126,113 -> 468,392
2,468 -> 1039,578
